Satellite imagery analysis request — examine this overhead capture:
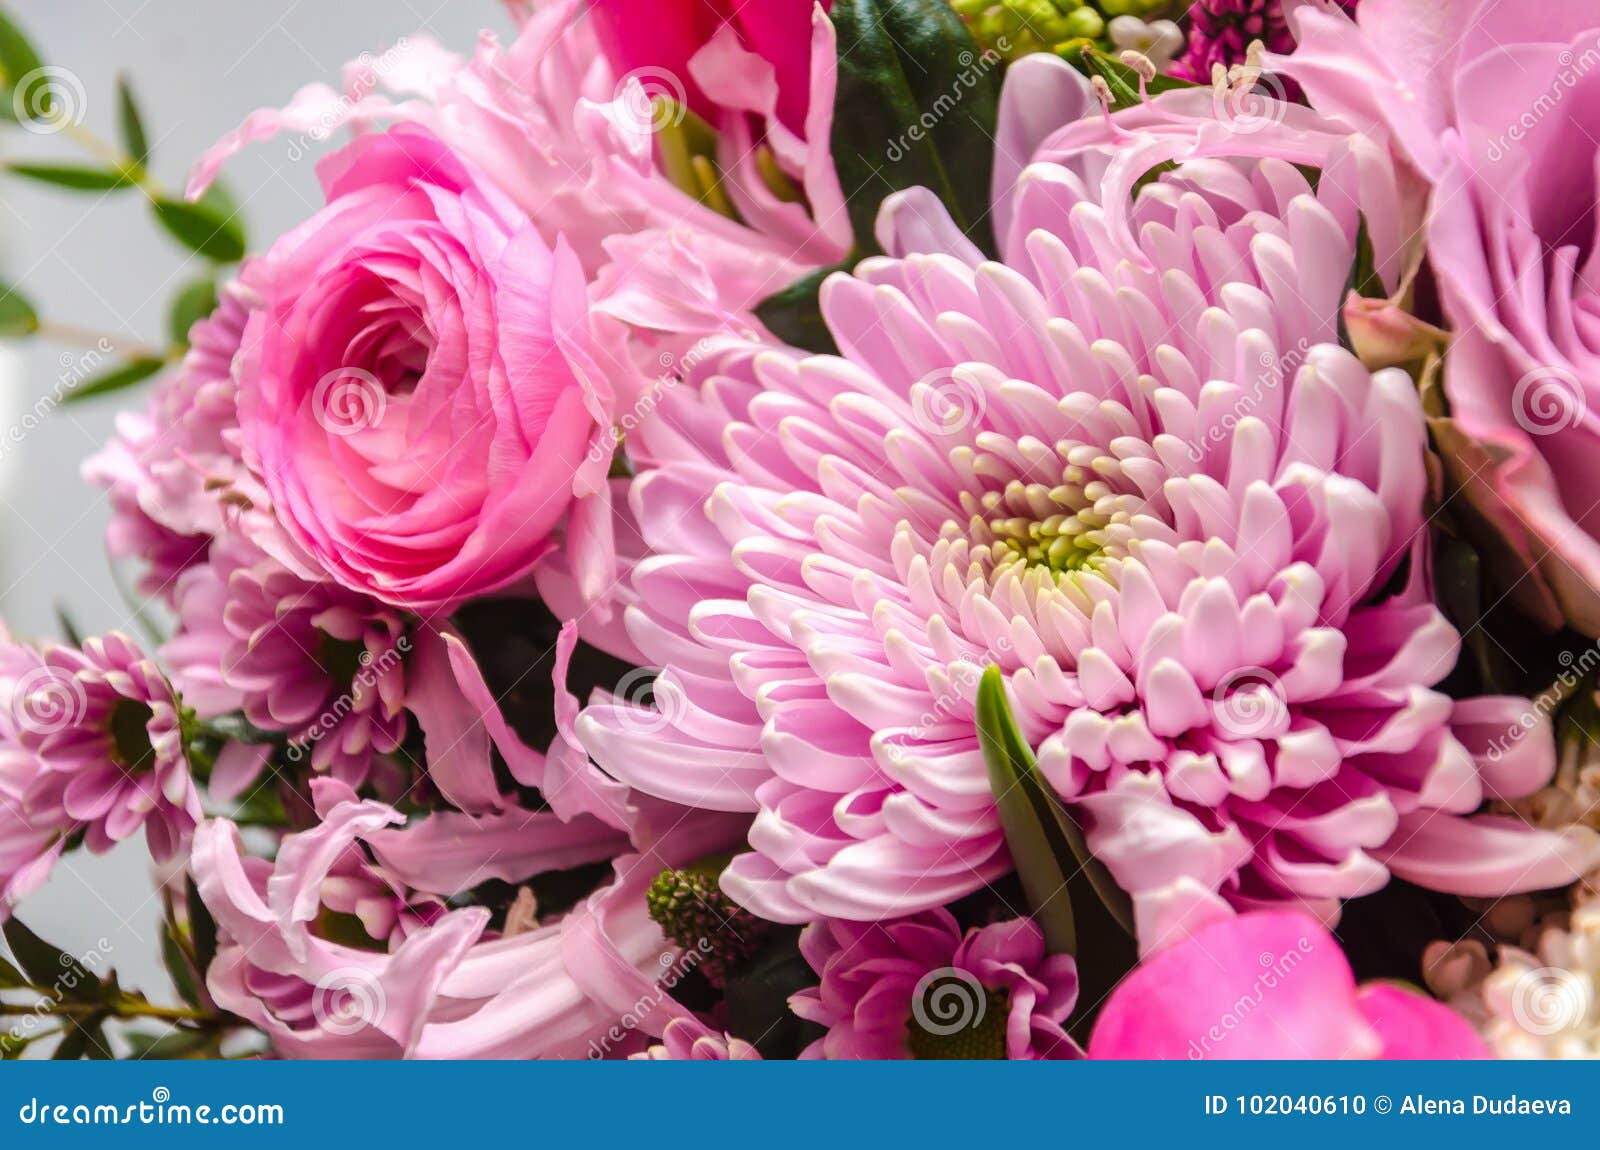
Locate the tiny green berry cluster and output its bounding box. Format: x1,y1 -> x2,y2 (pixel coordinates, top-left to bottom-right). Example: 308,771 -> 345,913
948,0 -> 1176,61
645,859 -> 772,987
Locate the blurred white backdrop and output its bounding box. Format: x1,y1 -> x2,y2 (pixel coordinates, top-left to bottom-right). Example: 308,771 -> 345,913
0,0 -> 492,999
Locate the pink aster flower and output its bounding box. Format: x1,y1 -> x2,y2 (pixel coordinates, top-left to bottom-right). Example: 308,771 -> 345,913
1282,0 -> 1600,637
791,911 -> 1079,1059
575,59 -> 1598,948
0,632 -> 199,862
162,538 -> 409,794
1089,910 -> 1485,1059
1170,0 -> 1295,84
233,124 -> 614,612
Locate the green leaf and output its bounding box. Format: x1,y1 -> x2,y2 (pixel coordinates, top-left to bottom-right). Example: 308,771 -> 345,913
63,355 -> 165,403
0,279 -> 38,336
151,183 -> 245,263
167,276 -> 218,347
6,162 -> 138,192
0,7 -> 47,122
754,260 -> 850,355
53,604 -> 83,647
0,953 -> 26,989
115,73 -> 150,168
976,666 -> 1135,953
829,0 -> 1001,257
52,1016 -> 109,1060
3,917 -> 96,991
185,874 -> 217,983
122,1028 -> 213,1060
160,925 -> 199,1008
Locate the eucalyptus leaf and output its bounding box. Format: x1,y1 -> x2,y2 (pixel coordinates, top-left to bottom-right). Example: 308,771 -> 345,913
6,162 -> 137,192
2,916 -> 96,992
168,276 -> 218,347
63,355 -> 165,403
0,280 -> 38,336
151,183 -> 245,263
116,73 -> 150,168
0,7 -> 47,122
829,0 -> 1000,257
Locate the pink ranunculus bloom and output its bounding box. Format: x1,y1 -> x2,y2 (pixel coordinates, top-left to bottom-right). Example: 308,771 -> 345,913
791,911 -> 1080,1059
588,0 -> 827,136
1089,910 -> 1486,1059
233,124 -> 614,613
0,632 -> 200,864
574,56 -> 1599,948
1281,0 -> 1600,636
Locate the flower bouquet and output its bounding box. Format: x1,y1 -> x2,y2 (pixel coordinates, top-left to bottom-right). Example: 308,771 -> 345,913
0,0 -> 1597,1061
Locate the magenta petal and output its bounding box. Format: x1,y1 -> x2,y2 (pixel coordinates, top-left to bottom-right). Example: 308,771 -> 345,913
1355,984 -> 1487,1059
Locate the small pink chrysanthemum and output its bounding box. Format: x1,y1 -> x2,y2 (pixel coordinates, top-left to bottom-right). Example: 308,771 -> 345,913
3,633 -> 199,861
791,911 -> 1079,1059
164,538 -> 409,791
576,61 -> 1597,949
1170,0 -> 1357,87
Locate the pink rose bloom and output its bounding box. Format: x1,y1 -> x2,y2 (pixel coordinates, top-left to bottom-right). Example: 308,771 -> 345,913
791,911 -> 1080,1059
234,124 -> 613,612
1089,911 -> 1486,1059
1283,0 -> 1600,635
588,0 -> 827,135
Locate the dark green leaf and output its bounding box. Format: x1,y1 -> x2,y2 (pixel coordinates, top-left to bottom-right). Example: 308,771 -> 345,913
160,925 -> 199,1008
0,953 -> 26,989
723,930 -> 821,1059
151,183 -> 245,263
0,7 -> 47,122
754,260 -> 850,355
167,276 -> 218,347
0,279 -> 37,336
115,73 -> 150,167
185,874 -> 217,982
3,917 -> 97,993
976,666 -> 1135,952
52,1016 -> 109,1060
63,355 -> 165,403
6,162 -> 138,192
53,604 -> 82,647
829,0 -> 1001,257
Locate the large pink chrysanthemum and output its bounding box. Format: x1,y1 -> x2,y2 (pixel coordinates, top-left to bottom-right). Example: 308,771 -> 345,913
576,61 -> 1600,949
